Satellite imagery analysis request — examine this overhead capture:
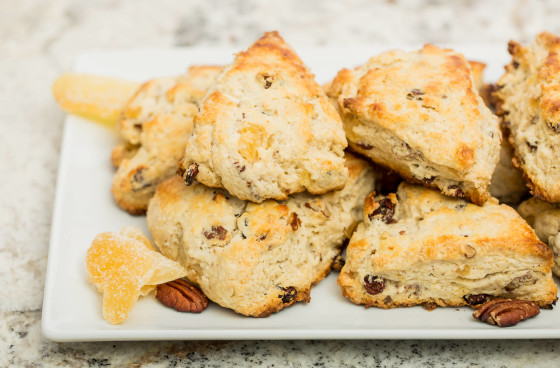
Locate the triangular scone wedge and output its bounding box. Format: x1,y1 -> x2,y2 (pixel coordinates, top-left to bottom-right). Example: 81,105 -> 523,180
148,153 -> 374,317
338,183 -> 557,309
180,31 -> 348,202
328,44 -> 501,205
518,197 -> 560,276
493,32 -> 560,202
111,66 -> 221,214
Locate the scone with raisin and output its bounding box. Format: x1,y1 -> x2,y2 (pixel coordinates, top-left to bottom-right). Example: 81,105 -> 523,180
179,31 -> 348,203
518,197 -> 560,276
328,44 -> 501,205
493,32 -> 560,202
111,65 -> 221,214
147,153 -> 374,317
338,183 -> 557,309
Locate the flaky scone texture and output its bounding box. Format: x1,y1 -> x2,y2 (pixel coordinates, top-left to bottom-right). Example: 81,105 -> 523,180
489,138 -> 528,204
338,183 -> 557,309
111,66 -> 221,214
518,197 -> 560,276
493,32 -> 560,202
180,31 -> 348,203
148,153 -> 375,317
329,44 -> 501,205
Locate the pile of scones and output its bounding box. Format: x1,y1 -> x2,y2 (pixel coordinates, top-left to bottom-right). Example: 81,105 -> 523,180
109,31 -> 560,317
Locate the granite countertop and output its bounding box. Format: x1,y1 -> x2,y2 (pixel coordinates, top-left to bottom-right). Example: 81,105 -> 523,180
2,0 -> 560,366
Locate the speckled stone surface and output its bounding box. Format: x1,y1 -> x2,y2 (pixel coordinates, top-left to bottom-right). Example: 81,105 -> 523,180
2,0 -> 560,366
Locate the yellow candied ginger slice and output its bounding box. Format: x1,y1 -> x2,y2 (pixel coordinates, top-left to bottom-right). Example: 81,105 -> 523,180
52,73 -> 140,126
86,226 -> 187,324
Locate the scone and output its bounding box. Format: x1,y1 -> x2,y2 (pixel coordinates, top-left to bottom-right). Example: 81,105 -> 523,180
518,197 -> 560,276
493,32 -> 560,202
338,183 -> 557,309
328,44 -> 501,205
179,31 -> 348,203
111,66 -> 221,214
147,153 -> 375,317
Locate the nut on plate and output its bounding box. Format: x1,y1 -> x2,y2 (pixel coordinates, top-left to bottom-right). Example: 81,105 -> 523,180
472,299 -> 540,327
156,279 -> 209,313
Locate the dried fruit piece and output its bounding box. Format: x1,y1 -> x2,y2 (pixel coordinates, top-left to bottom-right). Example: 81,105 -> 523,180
184,163 -> 199,186
156,279 -> 209,313
279,286 -> 298,304
86,226 -> 187,324
463,294 -> 491,306
473,299 -> 540,327
289,212 -> 301,231
364,275 -> 385,295
366,193 -> 397,224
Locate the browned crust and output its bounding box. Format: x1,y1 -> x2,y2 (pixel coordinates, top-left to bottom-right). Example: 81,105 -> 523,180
248,257 -> 335,318
339,284 -> 557,309
493,33 -> 560,202
347,143 -> 488,205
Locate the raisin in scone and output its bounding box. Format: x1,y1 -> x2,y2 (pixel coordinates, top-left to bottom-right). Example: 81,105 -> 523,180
111,66 -> 221,214
493,32 -> 560,202
328,44 -> 501,205
147,153 -> 374,317
518,197 -> 560,276
179,31 -> 348,203
338,183 -> 557,309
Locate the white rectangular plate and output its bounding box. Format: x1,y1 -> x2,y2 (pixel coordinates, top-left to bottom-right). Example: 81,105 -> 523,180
42,46 -> 560,341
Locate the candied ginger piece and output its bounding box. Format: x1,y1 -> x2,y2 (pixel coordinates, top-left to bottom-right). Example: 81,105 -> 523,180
86,226 -> 187,324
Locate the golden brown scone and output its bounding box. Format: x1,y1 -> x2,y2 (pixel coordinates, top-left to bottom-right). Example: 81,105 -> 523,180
328,44 -> 501,205
493,32 -> 560,202
179,31 -> 348,203
147,153 -> 375,317
111,66 -> 221,214
338,183 -> 557,309
518,197 -> 560,276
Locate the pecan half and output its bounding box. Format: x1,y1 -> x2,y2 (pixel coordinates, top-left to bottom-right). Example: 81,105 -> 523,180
184,163 -> 199,186
364,275 -> 385,295
472,299 -> 540,327
156,279 -> 209,313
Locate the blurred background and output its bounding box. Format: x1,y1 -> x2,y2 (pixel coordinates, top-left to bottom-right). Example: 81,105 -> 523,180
2,0 -> 560,366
